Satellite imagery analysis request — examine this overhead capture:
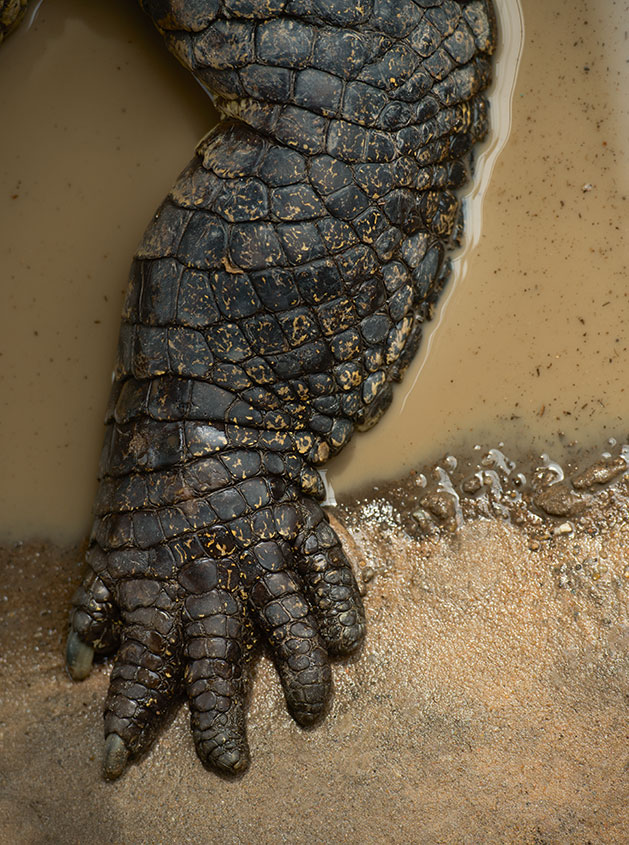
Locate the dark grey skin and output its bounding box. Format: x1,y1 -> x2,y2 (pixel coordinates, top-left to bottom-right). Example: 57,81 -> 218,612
6,0 -> 497,778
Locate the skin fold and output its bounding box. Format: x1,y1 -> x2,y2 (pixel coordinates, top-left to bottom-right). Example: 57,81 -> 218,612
10,0 -> 497,777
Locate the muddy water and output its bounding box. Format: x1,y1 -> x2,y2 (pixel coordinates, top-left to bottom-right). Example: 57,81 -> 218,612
331,0 -> 629,489
0,0 -> 628,543
0,0 -> 210,542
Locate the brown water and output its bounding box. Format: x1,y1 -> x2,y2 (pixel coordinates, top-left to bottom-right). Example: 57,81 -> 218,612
331,0 -> 629,490
1,0 -> 628,543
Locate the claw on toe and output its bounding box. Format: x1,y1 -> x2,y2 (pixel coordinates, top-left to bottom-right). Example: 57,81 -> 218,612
65,630 -> 95,680
194,726 -> 250,776
209,746 -> 249,776
289,700 -> 327,729
103,733 -> 130,780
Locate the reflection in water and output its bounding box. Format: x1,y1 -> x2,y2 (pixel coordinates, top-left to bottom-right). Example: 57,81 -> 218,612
0,0 -> 628,543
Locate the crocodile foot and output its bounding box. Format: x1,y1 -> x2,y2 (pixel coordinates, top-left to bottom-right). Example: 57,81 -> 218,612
66,492 -> 365,778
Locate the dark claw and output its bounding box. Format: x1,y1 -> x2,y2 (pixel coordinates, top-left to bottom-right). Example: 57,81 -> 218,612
103,733 -> 130,780
201,738 -> 250,776
65,630 -> 94,681
217,749 -> 248,775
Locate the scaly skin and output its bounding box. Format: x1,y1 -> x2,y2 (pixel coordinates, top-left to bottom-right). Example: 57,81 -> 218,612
0,0 -> 28,43
63,0 -> 496,778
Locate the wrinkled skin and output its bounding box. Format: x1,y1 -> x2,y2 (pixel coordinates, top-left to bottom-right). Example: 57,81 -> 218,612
10,0 -> 497,777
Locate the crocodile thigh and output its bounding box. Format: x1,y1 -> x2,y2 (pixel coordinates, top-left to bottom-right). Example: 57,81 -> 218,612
67,0 -> 497,777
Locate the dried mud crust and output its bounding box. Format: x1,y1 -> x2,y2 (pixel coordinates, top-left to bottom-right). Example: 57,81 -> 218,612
2,444 -> 629,843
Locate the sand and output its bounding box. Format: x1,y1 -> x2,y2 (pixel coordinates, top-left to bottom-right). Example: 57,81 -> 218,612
1,446 -> 628,845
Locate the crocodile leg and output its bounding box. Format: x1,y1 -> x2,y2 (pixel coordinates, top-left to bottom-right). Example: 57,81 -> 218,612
66,0 -> 497,777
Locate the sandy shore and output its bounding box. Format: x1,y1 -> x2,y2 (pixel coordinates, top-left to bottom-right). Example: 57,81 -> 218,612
1,447 -> 628,845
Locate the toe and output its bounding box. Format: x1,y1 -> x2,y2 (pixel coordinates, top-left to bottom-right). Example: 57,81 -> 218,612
295,501 -> 366,656
182,564 -> 251,776
67,559 -> 119,673
250,561 -> 332,725
103,578 -> 182,770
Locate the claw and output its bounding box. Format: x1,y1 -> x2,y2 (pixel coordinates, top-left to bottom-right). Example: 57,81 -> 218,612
208,745 -> 249,776
103,733 -> 130,780
65,630 -> 94,680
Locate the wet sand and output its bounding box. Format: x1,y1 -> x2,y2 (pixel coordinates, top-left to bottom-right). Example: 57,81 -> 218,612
1,447 -> 629,844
